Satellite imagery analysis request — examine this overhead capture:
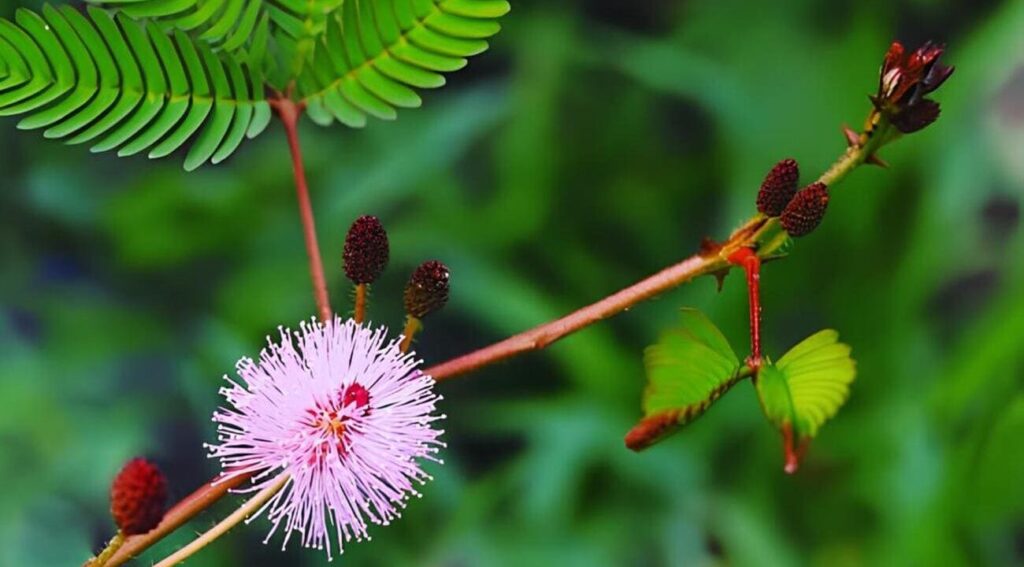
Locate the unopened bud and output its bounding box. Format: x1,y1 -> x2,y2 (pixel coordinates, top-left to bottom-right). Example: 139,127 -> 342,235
756,158 -> 800,217
404,261 -> 450,319
110,458 -> 168,535
343,216 -> 389,285
780,182 -> 829,237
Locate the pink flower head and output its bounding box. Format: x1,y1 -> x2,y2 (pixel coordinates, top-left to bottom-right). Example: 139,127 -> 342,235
208,317 -> 445,559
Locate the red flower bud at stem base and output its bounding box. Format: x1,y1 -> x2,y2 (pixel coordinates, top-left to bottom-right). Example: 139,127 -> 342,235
756,158 -> 800,217
780,182 -> 830,237
110,458 -> 168,536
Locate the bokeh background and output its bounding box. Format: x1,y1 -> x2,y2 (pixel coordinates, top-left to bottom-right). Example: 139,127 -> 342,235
1,0 -> 1023,565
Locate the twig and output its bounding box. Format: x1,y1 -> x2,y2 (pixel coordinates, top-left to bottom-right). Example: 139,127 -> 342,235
153,474 -> 289,567
103,474 -> 249,567
272,96 -> 333,322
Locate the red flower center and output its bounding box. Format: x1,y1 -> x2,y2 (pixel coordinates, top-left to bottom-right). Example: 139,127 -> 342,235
303,383 -> 372,466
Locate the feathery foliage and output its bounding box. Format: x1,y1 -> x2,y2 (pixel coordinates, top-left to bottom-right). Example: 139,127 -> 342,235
0,5 -> 268,170
299,0 -> 510,127
0,0 -> 511,168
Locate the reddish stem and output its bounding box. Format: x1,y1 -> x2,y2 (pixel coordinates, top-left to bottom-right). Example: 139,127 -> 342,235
727,247 -> 762,369
781,422 -> 810,475
273,97 -> 333,322
102,474 -> 249,567
354,283 -> 367,324
423,222 -> 764,381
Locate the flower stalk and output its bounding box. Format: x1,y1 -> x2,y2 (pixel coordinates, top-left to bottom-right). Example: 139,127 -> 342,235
272,95 -> 333,323
153,474 -> 290,567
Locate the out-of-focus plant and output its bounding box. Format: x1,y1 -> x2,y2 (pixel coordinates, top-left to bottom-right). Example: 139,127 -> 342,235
0,2 -> 955,564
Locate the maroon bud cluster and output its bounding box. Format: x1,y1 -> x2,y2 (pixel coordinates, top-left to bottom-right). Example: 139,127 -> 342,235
404,260 -> 450,319
110,458 -> 168,535
780,182 -> 829,237
873,41 -> 953,133
343,215 -> 390,285
756,158 -> 800,217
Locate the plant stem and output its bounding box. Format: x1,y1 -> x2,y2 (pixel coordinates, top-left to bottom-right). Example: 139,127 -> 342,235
85,532 -> 124,567
427,111 -> 892,382
354,283 -> 368,323
727,247 -> 763,369
273,97 -> 333,322
103,474 -> 250,567
153,474 -> 290,567
400,315 -> 422,353
426,243 -> 743,381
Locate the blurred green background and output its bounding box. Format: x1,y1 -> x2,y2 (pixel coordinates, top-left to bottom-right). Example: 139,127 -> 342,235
1,0 -> 1022,565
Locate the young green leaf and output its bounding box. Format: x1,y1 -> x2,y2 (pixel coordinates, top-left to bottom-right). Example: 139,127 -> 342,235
755,329 -> 856,472
626,309 -> 746,451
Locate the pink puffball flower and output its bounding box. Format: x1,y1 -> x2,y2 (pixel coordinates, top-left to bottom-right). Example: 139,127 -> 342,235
207,317 -> 445,559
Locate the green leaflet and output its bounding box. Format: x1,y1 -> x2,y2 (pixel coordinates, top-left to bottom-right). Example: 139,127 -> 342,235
86,0 -> 265,52
300,0 -> 511,127
626,309 -> 745,451
756,330 -> 857,438
0,5 -> 266,170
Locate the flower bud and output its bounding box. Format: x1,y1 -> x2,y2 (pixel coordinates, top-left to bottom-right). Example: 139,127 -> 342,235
404,261 -> 450,319
343,216 -> 389,285
756,158 -> 800,217
780,182 -> 829,237
873,41 -> 953,134
110,458 -> 168,535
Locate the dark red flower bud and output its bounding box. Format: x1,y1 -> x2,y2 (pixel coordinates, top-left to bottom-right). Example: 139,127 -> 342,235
110,458 -> 168,535
780,182 -> 830,237
343,216 -> 389,285
874,40 -> 953,134
404,261 -> 450,319
756,158 -> 800,216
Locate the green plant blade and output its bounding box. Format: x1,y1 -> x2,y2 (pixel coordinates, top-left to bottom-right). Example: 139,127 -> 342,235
755,329 -> 857,472
626,309 -> 744,451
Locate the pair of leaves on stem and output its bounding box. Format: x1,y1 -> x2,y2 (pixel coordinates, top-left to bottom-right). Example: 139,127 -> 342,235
626,309 -> 856,473
0,0 -> 510,169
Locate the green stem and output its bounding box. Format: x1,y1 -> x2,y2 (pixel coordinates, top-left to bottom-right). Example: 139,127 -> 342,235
85,532 -> 124,567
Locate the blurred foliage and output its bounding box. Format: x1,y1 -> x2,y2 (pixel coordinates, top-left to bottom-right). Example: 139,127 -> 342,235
1,0 -> 1022,565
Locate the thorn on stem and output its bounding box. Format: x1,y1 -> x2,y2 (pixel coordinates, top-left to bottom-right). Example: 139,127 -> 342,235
865,153 -> 889,168
842,124 -> 860,147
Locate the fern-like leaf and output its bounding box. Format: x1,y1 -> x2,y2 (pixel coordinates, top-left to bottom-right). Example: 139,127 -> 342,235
625,309 -> 746,451
87,0 -> 266,52
301,0 -> 511,127
0,5 -> 269,170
